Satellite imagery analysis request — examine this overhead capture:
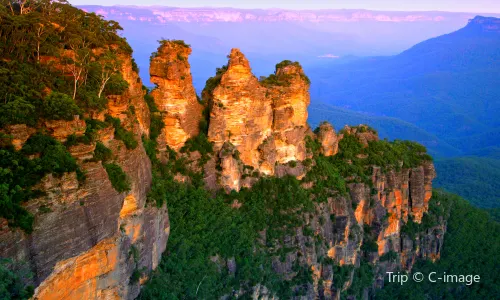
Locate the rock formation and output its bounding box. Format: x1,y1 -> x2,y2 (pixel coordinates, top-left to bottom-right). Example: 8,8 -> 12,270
268,61 -> 310,165
207,48 -> 273,173
150,40 -> 203,151
206,49 -> 310,180
0,25 -> 443,299
0,53 -> 169,300
317,122 -> 339,156
253,125 -> 440,298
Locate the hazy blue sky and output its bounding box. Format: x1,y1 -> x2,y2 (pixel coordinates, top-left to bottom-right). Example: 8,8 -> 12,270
69,0 -> 500,13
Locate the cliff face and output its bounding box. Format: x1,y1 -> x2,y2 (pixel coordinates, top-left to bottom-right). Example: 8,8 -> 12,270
208,49 -> 274,175
206,49 -> 310,189
150,41 -> 203,151
268,62 -> 310,165
1,18 -> 444,298
253,128 -> 441,298
0,54 -> 169,300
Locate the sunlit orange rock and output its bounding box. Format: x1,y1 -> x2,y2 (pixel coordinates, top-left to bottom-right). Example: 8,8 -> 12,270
150,41 -> 202,151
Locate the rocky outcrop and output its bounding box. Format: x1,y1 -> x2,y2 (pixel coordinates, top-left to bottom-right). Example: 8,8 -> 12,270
150,41 -> 202,151
206,50 -> 310,187
268,61 -> 310,165
252,158 -> 440,298
317,122 -> 339,156
208,48 -> 273,173
339,125 -> 379,147
219,142 -> 243,193
0,54 -> 168,300
43,117 -> 86,142
0,124 -> 37,150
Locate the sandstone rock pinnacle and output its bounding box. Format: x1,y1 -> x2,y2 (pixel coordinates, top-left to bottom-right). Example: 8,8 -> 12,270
150,40 -> 202,151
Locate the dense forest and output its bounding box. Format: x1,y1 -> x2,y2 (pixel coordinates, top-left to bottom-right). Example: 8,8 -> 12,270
1,2 -> 499,299
376,191 -> 500,299
0,0 -> 134,232
434,157 -> 500,208
138,113 -> 436,298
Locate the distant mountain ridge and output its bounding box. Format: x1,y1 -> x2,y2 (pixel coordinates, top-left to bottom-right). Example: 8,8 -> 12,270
79,5 -> 496,23
306,16 -> 500,207
308,15 -> 500,154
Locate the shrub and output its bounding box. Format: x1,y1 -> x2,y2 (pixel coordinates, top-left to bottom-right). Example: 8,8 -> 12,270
84,119 -> 108,142
380,250 -> 398,262
92,142 -> 112,162
0,259 -> 34,300
131,58 -> 139,73
159,39 -> 190,48
65,134 -> 91,147
104,163 -> 131,193
23,134 -> 78,176
104,74 -> 129,96
0,97 -> 37,126
1,134 -> 78,232
202,65 -> 228,97
361,239 -> 378,252
181,133 -> 213,160
105,115 -> 138,150
149,114 -> 164,141
43,92 -> 81,121
144,92 -> 159,113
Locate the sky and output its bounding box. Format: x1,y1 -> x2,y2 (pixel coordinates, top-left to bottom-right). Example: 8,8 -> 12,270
69,0 -> 500,13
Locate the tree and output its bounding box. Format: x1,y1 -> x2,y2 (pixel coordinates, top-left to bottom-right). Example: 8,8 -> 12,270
92,50 -> 121,98
64,37 -> 91,99
42,92 -> 80,120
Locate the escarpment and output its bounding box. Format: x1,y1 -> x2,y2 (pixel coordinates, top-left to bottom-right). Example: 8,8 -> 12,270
149,40 -> 203,151
0,51 -> 169,300
0,6 -> 168,299
1,5 -> 447,299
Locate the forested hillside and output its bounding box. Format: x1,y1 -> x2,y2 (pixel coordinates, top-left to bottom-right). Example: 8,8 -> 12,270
0,0 -> 132,231
376,191 -> 500,299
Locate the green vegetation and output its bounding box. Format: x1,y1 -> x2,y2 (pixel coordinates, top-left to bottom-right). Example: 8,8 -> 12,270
105,115 -> 138,150
138,119 -> 435,298
103,163 -> 130,193
0,0 -> 131,127
0,134 -> 79,232
434,157 -> 500,208
148,114 -> 164,141
380,251 -> 398,262
302,129 -> 432,200
202,64 -> 228,99
143,89 -> 159,112
345,262 -> 374,298
180,132 -> 213,165
92,142 -> 112,162
150,40 -> 190,61
486,208 -> 500,222
376,190 -> 500,299
42,92 -> 81,121
160,39 -> 190,48
0,0 -> 136,235
0,259 -> 34,300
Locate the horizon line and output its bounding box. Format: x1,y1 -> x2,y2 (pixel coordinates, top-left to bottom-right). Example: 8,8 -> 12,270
75,4 -> 500,15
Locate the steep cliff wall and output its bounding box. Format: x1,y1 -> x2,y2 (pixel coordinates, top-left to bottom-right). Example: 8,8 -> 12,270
0,53 -> 169,300
149,40 -> 203,152
249,126 -> 441,298
208,49 -> 273,175
204,49 -> 311,189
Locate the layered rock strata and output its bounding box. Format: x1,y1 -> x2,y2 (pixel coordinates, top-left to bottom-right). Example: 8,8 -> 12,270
150,41 -> 203,151
0,54 -> 169,300
206,49 -> 311,187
